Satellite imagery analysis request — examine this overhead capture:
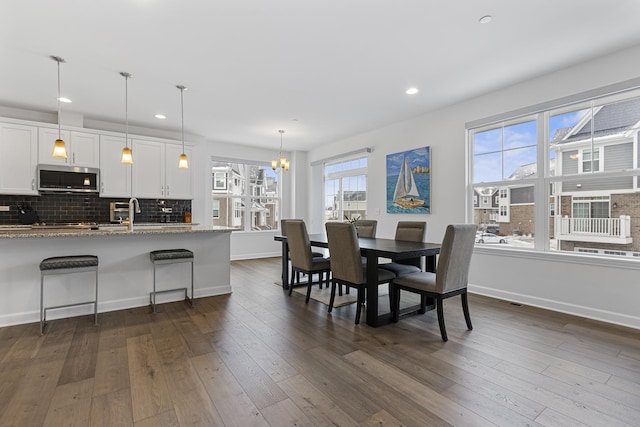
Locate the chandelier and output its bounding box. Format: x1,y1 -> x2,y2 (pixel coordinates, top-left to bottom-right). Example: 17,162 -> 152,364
271,129 -> 290,171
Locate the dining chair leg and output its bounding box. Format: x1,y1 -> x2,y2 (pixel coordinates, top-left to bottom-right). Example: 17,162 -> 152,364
328,280 -> 337,313
305,273 -> 313,303
436,297 -> 448,341
461,292 -> 473,330
354,287 -> 364,325
288,270 -> 296,296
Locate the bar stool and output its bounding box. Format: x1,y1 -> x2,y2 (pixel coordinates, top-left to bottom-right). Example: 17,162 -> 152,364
39,255 -> 99,335
149,249 -> 194,313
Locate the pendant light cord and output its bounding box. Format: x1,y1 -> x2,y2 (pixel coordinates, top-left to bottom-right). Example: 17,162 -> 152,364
180,87 -> 185,153
56,58 -> 61,140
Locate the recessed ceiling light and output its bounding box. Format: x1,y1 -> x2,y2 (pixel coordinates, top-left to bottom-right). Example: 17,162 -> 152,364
406,88 -> 419,95
57,97 -> 72,103
479,15 -> 492,24
155,114 -> 166,119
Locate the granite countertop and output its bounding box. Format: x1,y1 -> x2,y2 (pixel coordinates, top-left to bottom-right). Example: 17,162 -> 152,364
0,223 -> 233,239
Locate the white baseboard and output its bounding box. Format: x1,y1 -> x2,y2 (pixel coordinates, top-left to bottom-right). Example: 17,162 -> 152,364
231,251 -> 279,261
469,283 -> 640,330
0,285 -> 231,328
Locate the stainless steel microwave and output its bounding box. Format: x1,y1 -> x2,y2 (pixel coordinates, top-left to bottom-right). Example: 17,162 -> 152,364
37,165 -> 100,193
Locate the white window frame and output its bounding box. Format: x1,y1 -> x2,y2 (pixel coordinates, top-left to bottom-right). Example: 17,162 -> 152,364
579,147 -> 602,173
466,79 -> 640,264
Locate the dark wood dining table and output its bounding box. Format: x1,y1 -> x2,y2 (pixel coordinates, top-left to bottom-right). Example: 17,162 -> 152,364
274,233 -> 441,327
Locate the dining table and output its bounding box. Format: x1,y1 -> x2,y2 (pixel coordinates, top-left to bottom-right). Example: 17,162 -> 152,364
274,233 -> 441,327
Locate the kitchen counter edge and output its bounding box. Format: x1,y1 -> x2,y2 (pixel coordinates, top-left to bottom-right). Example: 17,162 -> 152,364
0,225 -> 233,239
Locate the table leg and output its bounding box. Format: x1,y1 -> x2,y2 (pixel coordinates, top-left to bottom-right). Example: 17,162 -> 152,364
281,241 -> 289,289
365,251 -> 381,327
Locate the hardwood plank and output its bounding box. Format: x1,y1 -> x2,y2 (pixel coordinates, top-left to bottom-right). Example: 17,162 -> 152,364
126,334 -> 173,422
156,346 -> 225,426
43,378 -> 93,427
0,358 -> 64,427
277,373 -> 360,426
96,310 -> 127,352
535,408 -> 591,427
57,320 -> 100,385
191,351 -> 270,427
134,410 -> 180,427
93,346 -> 130,397
259,398 -> 313,427
208,329 -> 288,410
90,388 -> 133,427
360,409 -> 405,427
343,349 -> 495,427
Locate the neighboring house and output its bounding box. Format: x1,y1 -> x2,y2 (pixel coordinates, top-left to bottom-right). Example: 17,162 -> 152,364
326,190 -> 367,221
212,164 -> 279,230
551,98 -> 640,254
473,98 -> 640,255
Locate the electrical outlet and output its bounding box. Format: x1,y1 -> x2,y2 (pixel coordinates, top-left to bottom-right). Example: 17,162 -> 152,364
0,206 -> 10,212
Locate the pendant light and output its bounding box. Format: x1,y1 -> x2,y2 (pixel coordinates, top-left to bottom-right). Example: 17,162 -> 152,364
271,130 -> 290,171
51,56 -> 67,158
177,85 -> 189,169
120,72 -> 133,164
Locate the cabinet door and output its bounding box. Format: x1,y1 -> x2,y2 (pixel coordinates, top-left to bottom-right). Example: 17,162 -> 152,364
70,131 -> 99,167
131,139 -> 165,198
165,144 -> 193,199
99,135 -> 131,197
38,128 -> 71,165
0,123 -> 38,195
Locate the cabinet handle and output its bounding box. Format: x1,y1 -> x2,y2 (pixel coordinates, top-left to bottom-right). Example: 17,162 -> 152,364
166,185 -> 170,195
101,182 -> 104,192
73,153 -> 76,163
32,179 -> 35,190
161,185 -> 164,196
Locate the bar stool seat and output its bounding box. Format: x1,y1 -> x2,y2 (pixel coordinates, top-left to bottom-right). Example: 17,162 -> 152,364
149,249 -> 194,312
40,255 -> 99,335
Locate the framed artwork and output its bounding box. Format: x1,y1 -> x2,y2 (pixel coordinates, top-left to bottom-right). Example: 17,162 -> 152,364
386,146 -> 431,213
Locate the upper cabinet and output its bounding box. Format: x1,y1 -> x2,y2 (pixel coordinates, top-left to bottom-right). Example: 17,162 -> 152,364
38,128 -> 99,168
131,139 -> 193,199
0,123 -> 38,195
99,135 -> 131,198
165,144 -> 193,199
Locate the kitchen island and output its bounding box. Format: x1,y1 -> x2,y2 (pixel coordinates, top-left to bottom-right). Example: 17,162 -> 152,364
0,225 -> 233,327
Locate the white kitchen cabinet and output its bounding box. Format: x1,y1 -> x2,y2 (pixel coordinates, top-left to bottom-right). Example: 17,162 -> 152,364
165,144 -> 193,199
131,139 -> 193,199
0,123 -> 38,195
131,139 -> 165,198
99,135 -> 131,198
38,128 -> 99,167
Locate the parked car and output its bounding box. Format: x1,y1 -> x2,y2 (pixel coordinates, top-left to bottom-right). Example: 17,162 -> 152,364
485,225 -> 500,234
476,233 -> 506,244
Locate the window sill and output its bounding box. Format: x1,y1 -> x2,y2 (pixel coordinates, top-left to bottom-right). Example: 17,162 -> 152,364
473,245 -> 640,271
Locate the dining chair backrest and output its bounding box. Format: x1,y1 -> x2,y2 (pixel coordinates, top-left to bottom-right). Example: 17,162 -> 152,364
286,220 -> 315,271
354,219 -> 377,238
281,218 -> 303,236
394,221 -> 427,242
435,224 -> 477,293
325,222 -> 364,284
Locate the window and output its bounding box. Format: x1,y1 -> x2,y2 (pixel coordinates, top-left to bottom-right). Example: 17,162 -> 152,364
212,199 -> 220,219
212,161 -> 280,231
469,87 -> 640,258
323,156 -> 368,223
213,172 -> 227,190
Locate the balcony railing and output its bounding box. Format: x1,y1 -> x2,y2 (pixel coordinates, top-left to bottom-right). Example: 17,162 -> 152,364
555,215 -> 632,244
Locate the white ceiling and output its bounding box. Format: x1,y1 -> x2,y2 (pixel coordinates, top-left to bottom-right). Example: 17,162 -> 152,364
1,0 -> 640,152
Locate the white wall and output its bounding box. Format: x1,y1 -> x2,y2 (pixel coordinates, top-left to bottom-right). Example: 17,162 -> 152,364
306,44 -> 640,329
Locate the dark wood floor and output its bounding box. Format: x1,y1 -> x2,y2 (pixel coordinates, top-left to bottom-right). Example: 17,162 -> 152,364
0,257 -> 639,426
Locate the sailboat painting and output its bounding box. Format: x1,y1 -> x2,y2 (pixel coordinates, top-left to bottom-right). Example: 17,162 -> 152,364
386,146 -> 431,213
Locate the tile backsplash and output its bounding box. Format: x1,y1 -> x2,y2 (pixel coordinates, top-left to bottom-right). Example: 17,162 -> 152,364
0,193 -> 191,225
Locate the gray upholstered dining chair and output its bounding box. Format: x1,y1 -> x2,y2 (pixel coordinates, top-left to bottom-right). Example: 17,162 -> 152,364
286,220 -> 331,303
281,218 -> 324,286
379,221 -> 427,277
390,224 -> 477,341
325,222 -> 395,324
354,219 -> 377,238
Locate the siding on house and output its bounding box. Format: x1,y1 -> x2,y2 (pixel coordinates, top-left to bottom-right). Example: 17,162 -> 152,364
604,142 -> 633,170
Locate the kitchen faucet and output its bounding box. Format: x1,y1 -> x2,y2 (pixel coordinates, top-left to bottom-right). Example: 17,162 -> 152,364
128,197 -> 141,231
